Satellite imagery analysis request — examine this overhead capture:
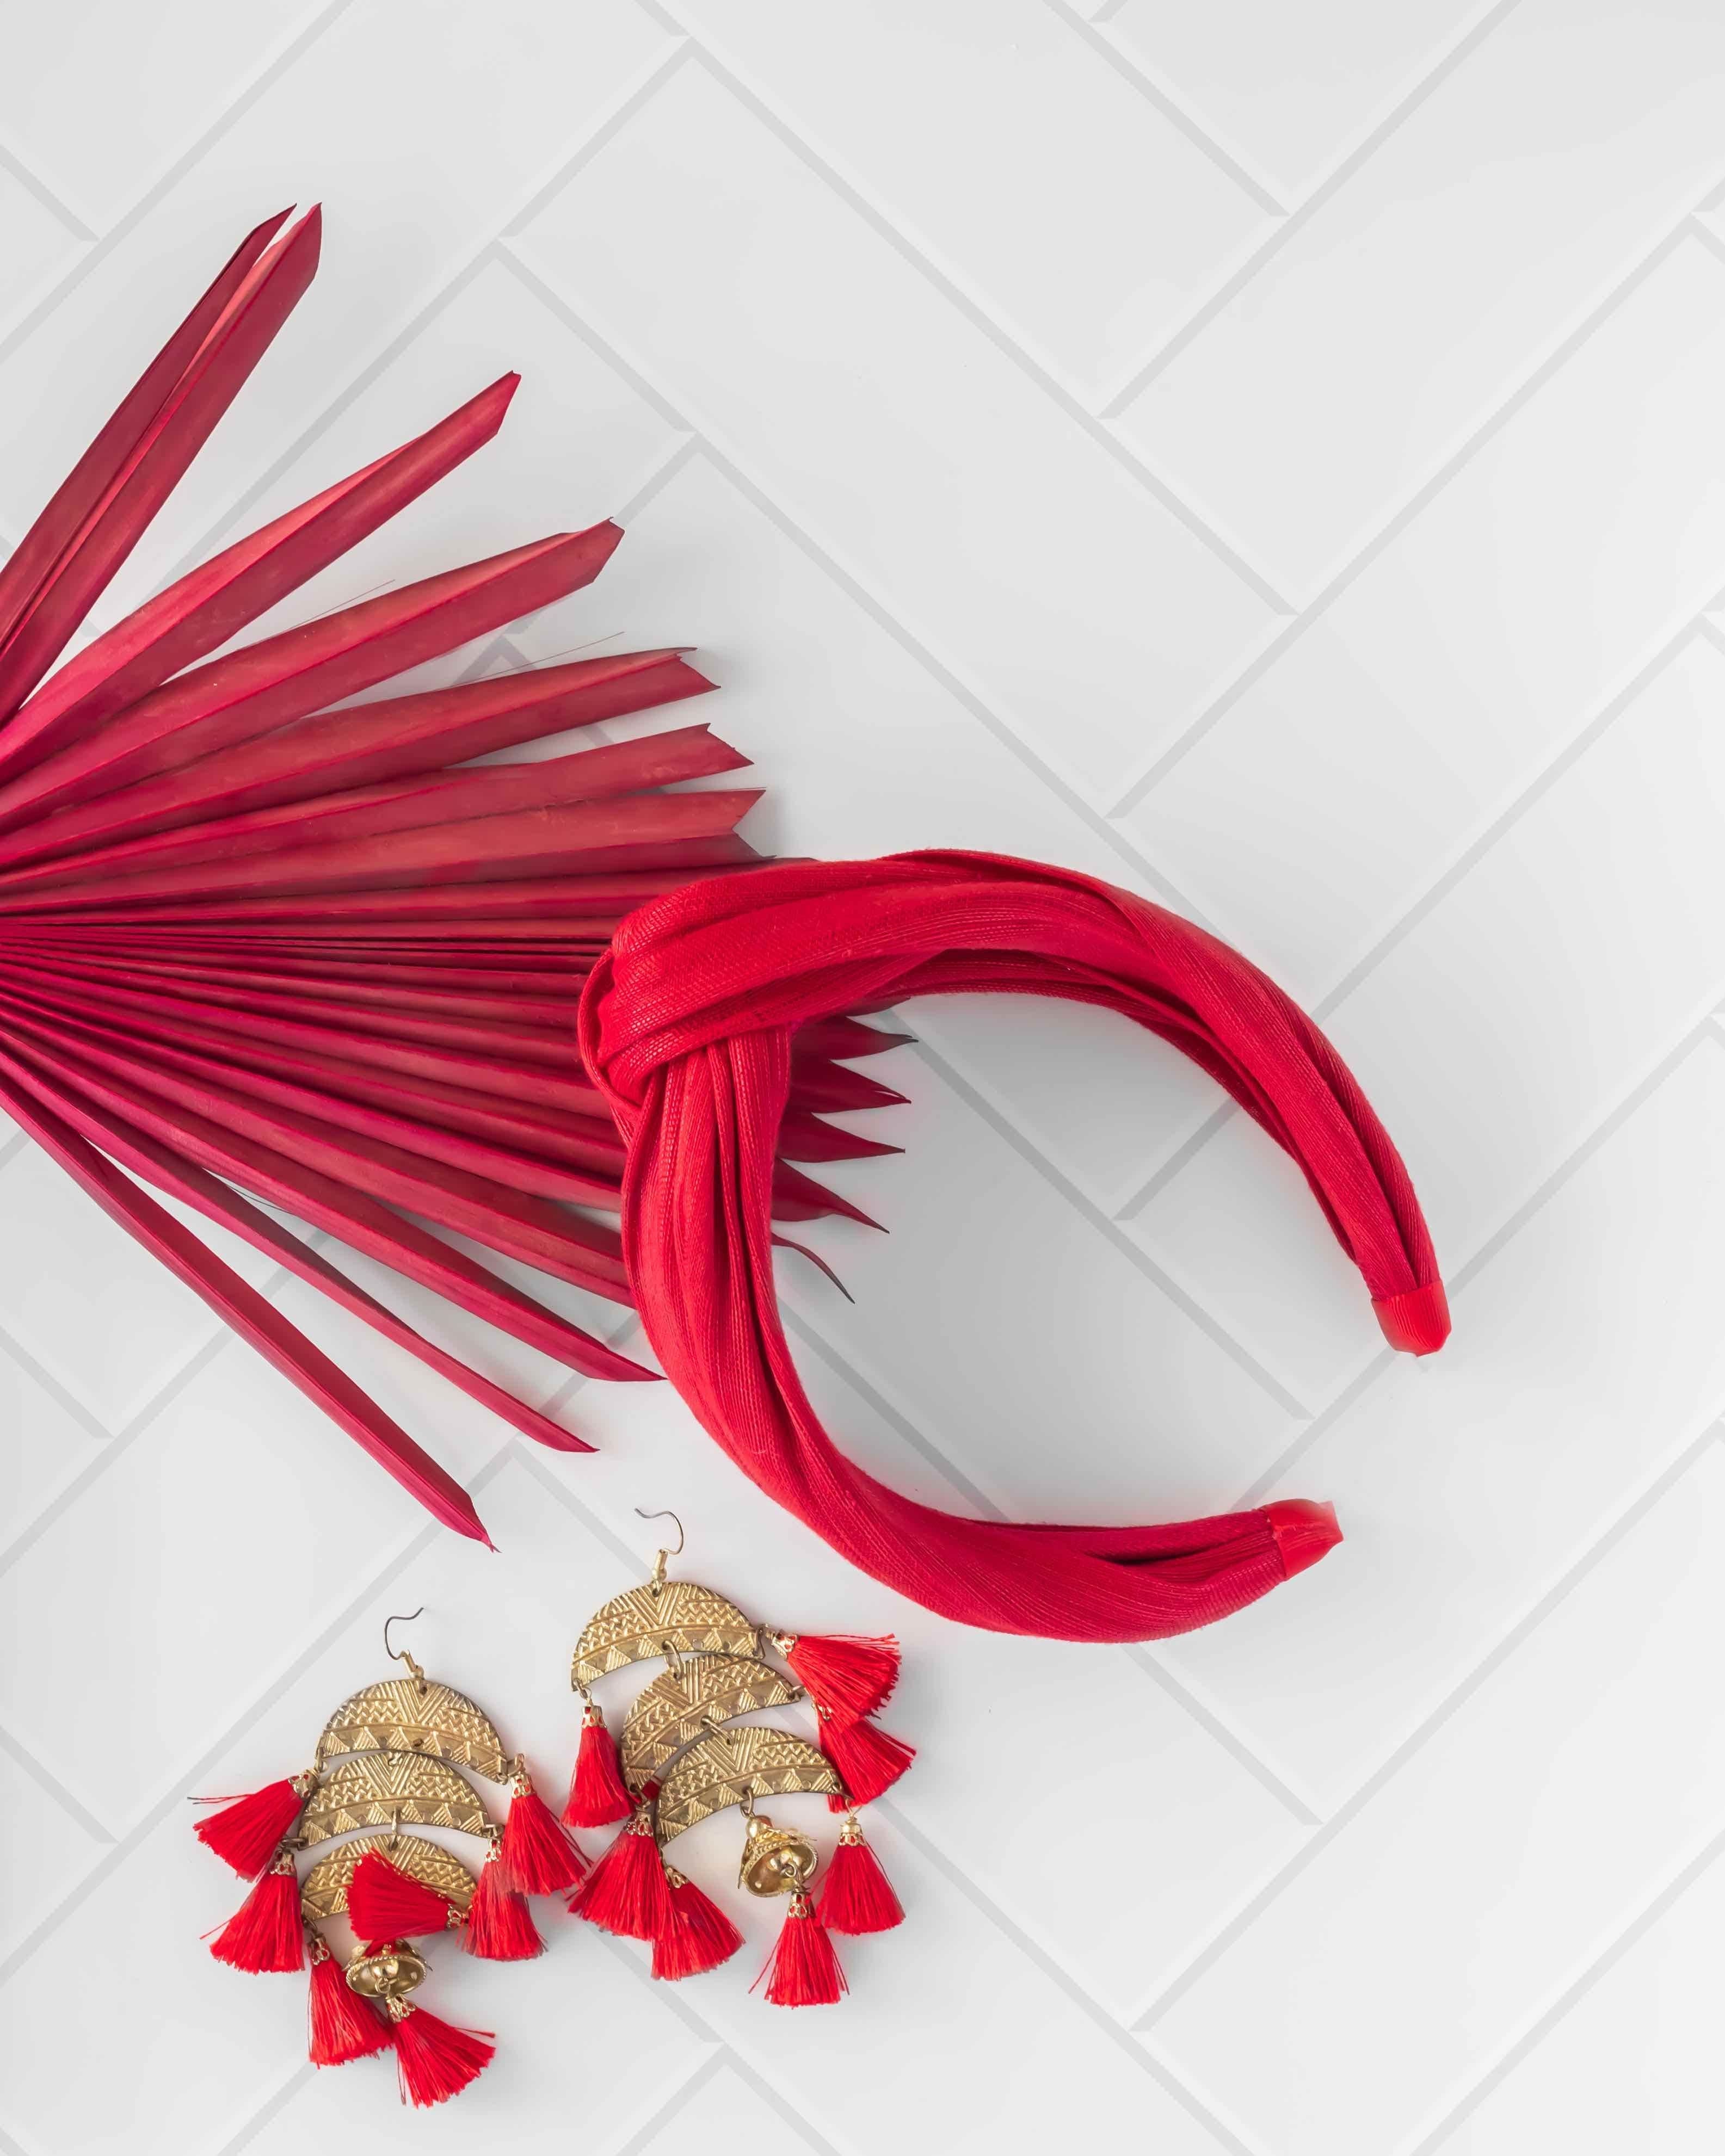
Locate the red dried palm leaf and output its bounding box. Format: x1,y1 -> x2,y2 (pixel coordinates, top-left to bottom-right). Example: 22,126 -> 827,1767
0,212 -> 892,1542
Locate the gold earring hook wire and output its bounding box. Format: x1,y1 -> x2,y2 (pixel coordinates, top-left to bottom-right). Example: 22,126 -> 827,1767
384,1608 -> 427,1689
635,1507 -> 684,1593
634,1508 -> 685,1555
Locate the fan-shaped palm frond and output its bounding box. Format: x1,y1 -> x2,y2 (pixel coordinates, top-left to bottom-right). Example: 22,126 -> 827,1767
0,210 -> 899,1541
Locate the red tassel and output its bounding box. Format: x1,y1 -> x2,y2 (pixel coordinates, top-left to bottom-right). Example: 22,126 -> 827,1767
563,1704 -> 632,1828
817,1712 -> 915,1807
463,1853 -> 543,1961
192,1772 -> 313,1877
307,1937 -> 391,2065
208,1861 -> 304,1973
817,1818 -> 903,1934
348,1852 -> 456,1947
778,1632 -> 900,1722
651,1868 -> 743,1980
388,1999 -> 495,2108
755,1891 -> 846,2007
568,1809 -> 670,1941
502,1768 -> 588,1893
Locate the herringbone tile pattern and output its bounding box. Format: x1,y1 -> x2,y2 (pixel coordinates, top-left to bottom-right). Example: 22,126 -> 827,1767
1,5 -> 1721,2149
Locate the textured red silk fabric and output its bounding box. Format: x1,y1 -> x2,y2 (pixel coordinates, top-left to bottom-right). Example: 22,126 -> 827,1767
580,852 -> 1450,1641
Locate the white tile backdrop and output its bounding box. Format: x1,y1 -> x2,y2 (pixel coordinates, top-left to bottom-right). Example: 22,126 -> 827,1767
1,3 -> 1721,2151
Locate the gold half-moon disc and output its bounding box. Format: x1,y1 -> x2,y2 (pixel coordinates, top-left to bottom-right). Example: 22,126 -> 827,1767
298,1752 -> 493,1850
299,1832 -> 478,1924
623,1654 -> 802,1790
655,1725 -> 840,1845
315,1676 -> 509,1783
571,1579 -> 758,1688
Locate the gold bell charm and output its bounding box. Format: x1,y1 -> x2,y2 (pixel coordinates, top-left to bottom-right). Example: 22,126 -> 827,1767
738,1807 -> 819,1898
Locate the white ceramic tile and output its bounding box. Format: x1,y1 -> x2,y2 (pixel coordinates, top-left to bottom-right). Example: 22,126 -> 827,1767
906,987 -> 1230,1216
0,0 -> 674,639
514,62 -> 1274,804
635,2065 -> 816,2156
1108,0 -> 1486,200
0,0 -> 328,227
774,1046 -> 1297,1519
892,1621 -> 1310,2021
1125,237 -> 1725,1004
1116,0 -> 1725,591
509,448 -> 1140,881
0,1805 -> 310,2155
0,1335 -> 106,1553
0,1141 -> 226,1429
1439,1849 -> 1725,2156
654,1823 -> 1229,2156
1155,1036 -> 1725,1811
0,1747 -> 106,1965
1150,1443 -> 1725,2156
663,0 -> 1268,392
0,1343 -> 421,1827
0,167 -> 87,341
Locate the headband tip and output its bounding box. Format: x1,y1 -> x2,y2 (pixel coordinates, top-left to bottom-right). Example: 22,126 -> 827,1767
1372,1281 -> 1451,1357
1264,1498 -> 1341,1578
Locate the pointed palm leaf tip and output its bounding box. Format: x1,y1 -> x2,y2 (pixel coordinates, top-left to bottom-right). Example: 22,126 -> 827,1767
0,213 -> 901,1541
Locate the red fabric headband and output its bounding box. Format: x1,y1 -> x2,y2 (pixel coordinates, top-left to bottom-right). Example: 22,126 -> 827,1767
580,851 -> 1449,1642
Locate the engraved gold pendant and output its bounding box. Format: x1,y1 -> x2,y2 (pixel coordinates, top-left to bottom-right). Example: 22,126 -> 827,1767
193,1612 -> 587,2106
562,1512 -> 912,2006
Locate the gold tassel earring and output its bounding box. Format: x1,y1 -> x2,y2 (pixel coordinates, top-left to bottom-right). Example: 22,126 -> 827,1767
563,1511 -> 910,2005
193,1609 -> 585,2104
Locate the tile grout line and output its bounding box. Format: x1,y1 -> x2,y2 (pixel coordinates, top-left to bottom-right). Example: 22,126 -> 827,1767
1036,0 -> 1289,213
1122,1643 -> 1321,1825
1114,1101 -> 1235,1224
0,1718 -> 115,1845
0,1315 -> 118,1457
601,2052 -> 730,2156
209,2064 -> 314,2156
0,131 -> 98,241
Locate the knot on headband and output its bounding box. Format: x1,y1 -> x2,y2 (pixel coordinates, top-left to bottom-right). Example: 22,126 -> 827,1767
579,850 -> 1448,1643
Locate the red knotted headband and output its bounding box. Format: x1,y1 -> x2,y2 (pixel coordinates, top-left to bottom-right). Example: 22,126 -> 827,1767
580,851 -> 1449,1643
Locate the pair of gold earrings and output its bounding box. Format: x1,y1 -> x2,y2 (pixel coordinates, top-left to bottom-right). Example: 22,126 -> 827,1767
193,1516 -> 911,2106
